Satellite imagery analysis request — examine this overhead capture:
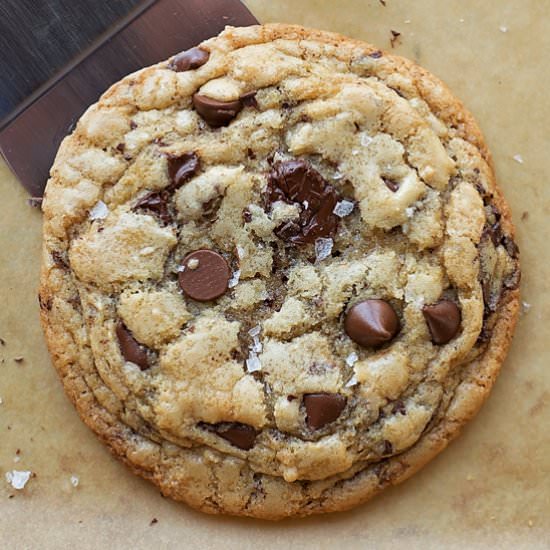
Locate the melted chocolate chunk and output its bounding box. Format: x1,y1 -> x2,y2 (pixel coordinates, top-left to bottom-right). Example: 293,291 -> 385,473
240,91 -> 258,108
344,299 -> 400,348
169,47 -> 210,72
383,177 -> 399,192
265,160 -> 339,245
304,393 -> 347,430
192,94 -> 244,127
422,300 -> 461,345
135,191 -> 171,224
116,322 -> 149,370
214,423 -> 258,450
178,249 -> 231,302
166,152 -> 200,190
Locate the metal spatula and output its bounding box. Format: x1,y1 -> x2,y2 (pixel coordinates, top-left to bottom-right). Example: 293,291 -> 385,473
0,0 -> 258,197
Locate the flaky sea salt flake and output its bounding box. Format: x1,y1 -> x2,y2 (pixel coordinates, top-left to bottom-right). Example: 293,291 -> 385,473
248,325 -> 261,338
315,238 -> 333,262
333,200 -> 355,218
5,470 -> 32,490
346,352 -> 359,366
513,154 -> 524,164
246,352 -> 262,373
345,375 -> 358,388
89,200 -> 109,220
228,269 -> 241,288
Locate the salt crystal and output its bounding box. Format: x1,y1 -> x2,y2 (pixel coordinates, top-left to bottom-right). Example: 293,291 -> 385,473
248,325 -> 261,337
315,238 -> 333,262
405,206 -> 415,218
140,246 -> 155,256
404,19 -> 411,24
237,246 -> 246,259
176,265 -> 186,272
351,149 -> 360,156
345,352 -> 358,366
499,25 -> 508,33
360,134 -> 373,147
5,470 -> 32,490
521,301 -> 532,315
513,154 -> 524,164
333,200 -> 355,218
333,171 -> 345,180
345,375 -> 358,388
459,18 -> 465,23
246,352 -> 262,373
251,338 -> 263,354
13,456 -> 20,463
70,475 -> 79,488
228,269 -> 241,288
89,200 -> 109,220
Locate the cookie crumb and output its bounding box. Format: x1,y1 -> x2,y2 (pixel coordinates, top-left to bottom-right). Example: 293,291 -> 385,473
528,519 -> 534,528
70,475 -> 80,488
89,200 -> 109,220
459,18 -> 465,23
512,154 -> 524,164
499,25 -> 508,33
0,397 -> 3,405
390,30 -> 402,48
0,337 -> 5,346
521,211 -> 529,221
150,518 -> 158,526
521,301 -> 532,315
13,356 -> 24,363
378,0 -> 386,6
5,470 -> 32,490
466,474 -> 474,481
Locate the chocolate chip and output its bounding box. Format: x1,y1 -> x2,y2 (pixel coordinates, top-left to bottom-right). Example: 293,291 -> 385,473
215,423 -> 258,450
344,300 -> 400,348
383,177 -> 399,192
383,440 -> 393,455
115,143 -> 125,153
391,400 -> 407,415
240,91 -> 258,108
265,160 -> 339,245
169,47 -> 209,72
422,300 -> 461,345
303,393 -> 347,429
192,94 -> 243,128
166,152 -> 200,190
135,191 -> 171,224
178,249 -> 231,302
116,323 -> 149,370
242,209 -> 252,223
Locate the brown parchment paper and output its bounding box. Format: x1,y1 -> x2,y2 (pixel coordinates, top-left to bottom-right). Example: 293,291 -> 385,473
1,1 -> 549,548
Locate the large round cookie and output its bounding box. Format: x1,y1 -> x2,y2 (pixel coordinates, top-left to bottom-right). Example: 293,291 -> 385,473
39,24 -> 520,519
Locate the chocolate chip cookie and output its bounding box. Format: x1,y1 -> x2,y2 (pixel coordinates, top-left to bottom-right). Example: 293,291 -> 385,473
39,24 -> 520,519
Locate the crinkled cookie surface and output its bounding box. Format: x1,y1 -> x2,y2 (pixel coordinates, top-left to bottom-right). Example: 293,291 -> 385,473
39,24 -> 520,519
